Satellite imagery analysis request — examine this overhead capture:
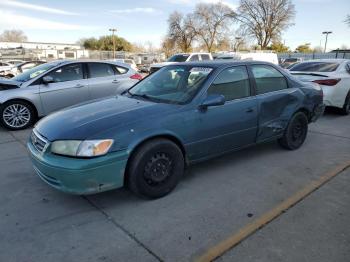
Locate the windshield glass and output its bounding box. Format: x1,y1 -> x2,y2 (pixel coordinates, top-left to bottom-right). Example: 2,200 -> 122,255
128,65 -> 213,104
13,62 -> 57,82
167,54 -> 190,62
290,62 -> 339,72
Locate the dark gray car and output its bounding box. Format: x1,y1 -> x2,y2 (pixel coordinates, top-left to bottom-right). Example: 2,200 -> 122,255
0,60 -> 142,130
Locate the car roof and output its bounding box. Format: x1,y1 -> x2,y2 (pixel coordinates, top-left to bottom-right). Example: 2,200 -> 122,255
298,59 -> 349,63
165,60 -> 277,69
46,59 -> 133,68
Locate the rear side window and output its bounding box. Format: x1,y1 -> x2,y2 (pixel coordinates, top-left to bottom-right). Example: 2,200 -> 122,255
201,54 -> 210,60
290,62 -> 339,72
114,66 -> 128,74
208,66 -> 250,101
251,65 -> 288,94
88,63 -> 115,78
46,63 -> 83,83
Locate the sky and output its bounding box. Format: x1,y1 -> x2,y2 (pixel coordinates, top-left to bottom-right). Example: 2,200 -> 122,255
0,0 -> 349,51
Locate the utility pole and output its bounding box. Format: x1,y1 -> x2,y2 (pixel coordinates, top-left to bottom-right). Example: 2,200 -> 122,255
322,31 -> 332,53
109,28 -> 117,59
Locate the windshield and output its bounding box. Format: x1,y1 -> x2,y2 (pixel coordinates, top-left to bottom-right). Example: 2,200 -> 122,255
290,62 -> 339,72
13,62 -> 57,82
128,65 -> 213,104
167,54 -> 190,62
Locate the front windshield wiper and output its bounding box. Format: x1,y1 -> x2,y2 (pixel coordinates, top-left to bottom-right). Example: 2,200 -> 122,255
128,92 -> 152,100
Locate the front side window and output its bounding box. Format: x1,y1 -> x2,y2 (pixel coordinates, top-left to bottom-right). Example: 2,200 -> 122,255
208,66 -> 250,101
88,63 -> 115,78
13,62 -> 57,82
45,63 -> 83,83
128,65 -> 212,104
251,65 -> 288,94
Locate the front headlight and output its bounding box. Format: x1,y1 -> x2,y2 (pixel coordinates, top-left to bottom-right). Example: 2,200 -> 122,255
51,139 -> 114,157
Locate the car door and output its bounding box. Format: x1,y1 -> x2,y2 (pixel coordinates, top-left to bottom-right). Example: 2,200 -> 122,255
250,64 -> 298,142
189,66 -> 258,159
87,62 -> 119,99
39,63 -> 90,114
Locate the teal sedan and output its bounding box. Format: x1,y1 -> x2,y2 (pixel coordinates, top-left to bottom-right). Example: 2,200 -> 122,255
27,61 -> 324,198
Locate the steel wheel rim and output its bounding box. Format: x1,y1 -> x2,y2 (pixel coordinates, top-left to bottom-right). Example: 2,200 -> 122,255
143,152 -> 173,186
291,117 -> 306,143
3,104 -> 31,128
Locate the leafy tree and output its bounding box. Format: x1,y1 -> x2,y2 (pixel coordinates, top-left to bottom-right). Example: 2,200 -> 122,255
236,0 -> 295,49
167,11 -> 197,52
268,42 -> 290,52
295,43 -> 312,53
81,35 -> 132,51
191,3 -> 235,52
0,29 -> 28,42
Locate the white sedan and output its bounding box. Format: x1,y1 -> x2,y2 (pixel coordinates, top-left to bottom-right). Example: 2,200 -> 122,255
289,59 -> 350,115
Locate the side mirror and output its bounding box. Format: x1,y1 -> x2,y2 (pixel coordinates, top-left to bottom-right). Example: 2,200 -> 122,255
42,75 -> 54,84
199,94 -> 225,110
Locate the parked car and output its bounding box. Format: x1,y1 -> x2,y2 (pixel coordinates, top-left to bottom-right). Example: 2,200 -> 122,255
113,59 -> 138,71
289,59 -> 350,114
27,61 -> 324,198
280,58 -> 303,69
150,53 -> 213,74
215,52 -> 279,65
0,61 -> 16,78
0,60 -> 142,130
16,61 -> 46,74
6,60 -> 25,65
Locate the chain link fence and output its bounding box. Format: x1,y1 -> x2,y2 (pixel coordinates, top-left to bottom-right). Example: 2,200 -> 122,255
278,51 -> 350,61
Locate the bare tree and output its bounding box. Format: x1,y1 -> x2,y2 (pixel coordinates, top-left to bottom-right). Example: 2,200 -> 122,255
345,15 -> 350,27
191,3 -> 235,52
167,11 -> 197,52
236,0 -> 295,49
0,29 -> 28,42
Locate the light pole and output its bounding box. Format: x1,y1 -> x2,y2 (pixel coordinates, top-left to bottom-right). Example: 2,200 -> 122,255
322,31 -> 332,53
109,28 -> 117,59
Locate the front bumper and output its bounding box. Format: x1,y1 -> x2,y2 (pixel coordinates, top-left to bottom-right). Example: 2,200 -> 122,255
311,103 -> 325,122
27,141 -> 129,195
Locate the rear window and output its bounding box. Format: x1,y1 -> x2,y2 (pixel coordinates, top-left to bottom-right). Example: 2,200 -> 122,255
167,54 -> 190,62
290,62 -> 339,72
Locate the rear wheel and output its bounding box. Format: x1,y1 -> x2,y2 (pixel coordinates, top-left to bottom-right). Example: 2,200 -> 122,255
278,112 -> 308,150
127,139 -> 184,199
340,93 -> 350,115
0,101 -> 35,130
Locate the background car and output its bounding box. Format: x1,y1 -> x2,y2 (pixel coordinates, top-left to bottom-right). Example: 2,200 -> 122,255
289,59 -> 350,114
149,52 -> 213,74
0,61 -> 16,78
281,58 -> 303,68
0,60 -> 143,130
16,61 -> 46,74
6,60 -> 25,66
113,59 -> 138,71
28,61 -> 323,198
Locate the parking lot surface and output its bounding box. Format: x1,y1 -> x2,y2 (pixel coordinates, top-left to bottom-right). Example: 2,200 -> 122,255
0,110 -> 349,262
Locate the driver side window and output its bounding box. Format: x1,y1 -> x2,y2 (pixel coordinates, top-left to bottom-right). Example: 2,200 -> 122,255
45,63 -> 83,83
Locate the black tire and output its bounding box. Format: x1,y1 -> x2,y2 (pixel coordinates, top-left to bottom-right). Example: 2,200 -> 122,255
128,138 -> 184,199
0,100 -> 35,130
278,112 -> 308,150
340,93 -> 350,115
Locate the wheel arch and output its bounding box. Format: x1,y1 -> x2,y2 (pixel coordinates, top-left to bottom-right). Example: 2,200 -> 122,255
124,133 -> 188,185
1,98 -> 39,119
296,107 -> 312,122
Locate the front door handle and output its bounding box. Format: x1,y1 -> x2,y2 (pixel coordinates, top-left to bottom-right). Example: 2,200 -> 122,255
74,84 -> 84,88
246,108 -> 254,113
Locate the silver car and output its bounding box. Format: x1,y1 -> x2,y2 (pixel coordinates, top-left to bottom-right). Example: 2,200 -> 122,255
0,60 -> 142,130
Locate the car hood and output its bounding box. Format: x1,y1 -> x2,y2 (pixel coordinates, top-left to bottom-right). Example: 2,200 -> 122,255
0,79 -> 21,90
151,62 -> 176,68
35,95 -> 175,141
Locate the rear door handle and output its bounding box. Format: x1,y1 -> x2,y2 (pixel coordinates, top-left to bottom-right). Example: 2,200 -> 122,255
75,84 -> 84,88
246,108 -> 254,113
112,80 -> 119,84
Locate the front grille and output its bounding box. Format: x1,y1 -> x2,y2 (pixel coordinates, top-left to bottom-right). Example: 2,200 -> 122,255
31,130 -> 48,153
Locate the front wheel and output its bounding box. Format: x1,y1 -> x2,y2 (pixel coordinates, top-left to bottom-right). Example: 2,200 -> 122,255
127,139 -> 184,199
278,112 -> 308,150
0,101 -> 35,130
